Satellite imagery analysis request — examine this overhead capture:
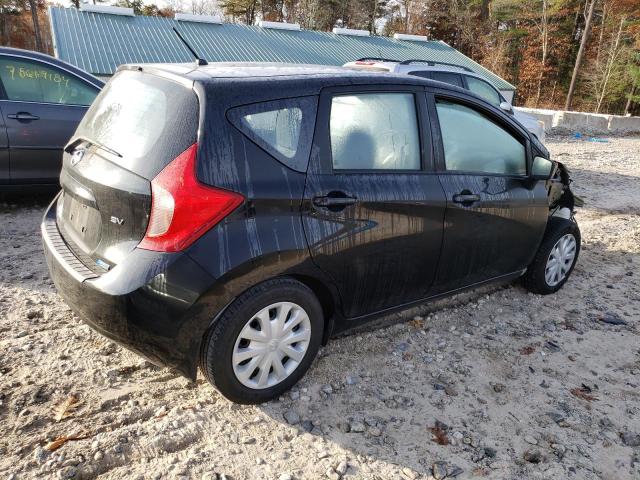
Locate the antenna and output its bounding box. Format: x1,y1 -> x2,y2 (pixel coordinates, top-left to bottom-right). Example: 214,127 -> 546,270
173,27 -> 208,66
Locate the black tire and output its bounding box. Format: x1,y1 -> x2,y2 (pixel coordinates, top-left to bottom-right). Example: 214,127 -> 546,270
199,278 -> 324,404
522,217 -> 581,295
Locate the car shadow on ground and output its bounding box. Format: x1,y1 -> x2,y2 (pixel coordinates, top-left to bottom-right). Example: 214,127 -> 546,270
251,234 -> 639,479
0,190 -> 58,294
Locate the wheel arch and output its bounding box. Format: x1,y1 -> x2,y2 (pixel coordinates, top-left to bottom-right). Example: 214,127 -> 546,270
287,273 -> 338,345
195,272 -> 340,372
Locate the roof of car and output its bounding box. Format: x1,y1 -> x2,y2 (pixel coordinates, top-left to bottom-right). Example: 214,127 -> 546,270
119,61 -> 462,87
0,47 -> 104,88
117,61 -> 485,108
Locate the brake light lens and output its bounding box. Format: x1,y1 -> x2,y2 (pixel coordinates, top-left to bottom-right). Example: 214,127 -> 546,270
139,143 -> 244,252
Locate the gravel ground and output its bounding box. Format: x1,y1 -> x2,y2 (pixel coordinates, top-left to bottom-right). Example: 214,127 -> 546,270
1,136 -> 639,480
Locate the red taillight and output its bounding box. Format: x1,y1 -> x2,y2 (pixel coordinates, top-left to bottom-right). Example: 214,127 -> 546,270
138,143 -> 244,253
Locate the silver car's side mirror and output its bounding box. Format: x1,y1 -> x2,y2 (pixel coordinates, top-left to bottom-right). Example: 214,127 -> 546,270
499,101 -> 513,113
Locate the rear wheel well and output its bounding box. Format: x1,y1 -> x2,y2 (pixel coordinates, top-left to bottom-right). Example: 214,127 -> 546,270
288,274 -> 336,344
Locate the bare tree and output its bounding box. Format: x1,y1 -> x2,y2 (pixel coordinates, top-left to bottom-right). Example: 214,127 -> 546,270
534,0 -> 548,107
595,15 -> 625,112
27,0 -> 42,51
191,0 -> 222,15
565,0 -> 597,110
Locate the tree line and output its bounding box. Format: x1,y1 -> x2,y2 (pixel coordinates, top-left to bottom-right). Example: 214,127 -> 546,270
2,0 -> 639,115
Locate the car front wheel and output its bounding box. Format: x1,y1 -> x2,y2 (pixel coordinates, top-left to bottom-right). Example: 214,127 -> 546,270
200,278 -> 324,404
523,217 -> 581,294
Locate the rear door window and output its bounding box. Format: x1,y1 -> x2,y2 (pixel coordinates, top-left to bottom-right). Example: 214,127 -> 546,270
74,70 -> 198,180
465,76 -> 502,106
329,92 -> 420,170
228,96 -> 317,172
0,57 -> 98,105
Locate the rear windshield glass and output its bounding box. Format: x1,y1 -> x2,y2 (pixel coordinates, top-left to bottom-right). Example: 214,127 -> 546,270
227,96 -> 317,172
75,70 -> 198,180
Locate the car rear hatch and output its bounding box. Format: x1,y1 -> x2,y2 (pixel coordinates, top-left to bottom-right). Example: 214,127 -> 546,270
55,69 -> 199,273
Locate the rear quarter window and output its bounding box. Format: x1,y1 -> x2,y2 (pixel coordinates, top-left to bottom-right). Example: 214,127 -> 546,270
227,96 -> 317,172
74,70 -> 198,180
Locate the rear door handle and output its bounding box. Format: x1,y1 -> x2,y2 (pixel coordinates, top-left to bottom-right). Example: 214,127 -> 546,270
453,193 -> 480,204
312,194 -> 358,208
7,112 -> 40,121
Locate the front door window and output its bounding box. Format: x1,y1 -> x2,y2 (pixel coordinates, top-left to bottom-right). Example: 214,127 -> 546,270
0,57 -> 98,106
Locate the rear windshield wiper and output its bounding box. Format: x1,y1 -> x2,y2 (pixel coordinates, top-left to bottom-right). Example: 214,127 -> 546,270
92,141 -> 123,158
65,138 -> 123,158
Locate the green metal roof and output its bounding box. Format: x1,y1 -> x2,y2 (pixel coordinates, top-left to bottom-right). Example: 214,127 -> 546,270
48,6 -> 515,90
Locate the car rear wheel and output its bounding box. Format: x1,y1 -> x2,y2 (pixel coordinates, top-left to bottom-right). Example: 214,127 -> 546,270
522,217 -> 581,294
200,278 -> 324,404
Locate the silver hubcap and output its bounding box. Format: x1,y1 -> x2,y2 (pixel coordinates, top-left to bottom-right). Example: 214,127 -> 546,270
232,302 -> 311,390
545,234 -> 577,287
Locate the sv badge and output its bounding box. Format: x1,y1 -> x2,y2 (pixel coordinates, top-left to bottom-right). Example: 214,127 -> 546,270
110,216 -> 125,226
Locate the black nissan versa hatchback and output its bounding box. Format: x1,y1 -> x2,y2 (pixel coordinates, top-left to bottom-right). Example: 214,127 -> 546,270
42,63 -> 582,404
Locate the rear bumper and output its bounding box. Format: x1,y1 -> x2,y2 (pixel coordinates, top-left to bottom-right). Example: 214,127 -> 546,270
42,195 -> 220,379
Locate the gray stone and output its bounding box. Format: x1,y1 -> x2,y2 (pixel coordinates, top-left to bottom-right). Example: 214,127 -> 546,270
337,421 -> 350,433
350,421 -> 366,433
484,447 -> 497,458
523,450 -> 542,464
621,432 -> 640,447
325,467 -> 340,480
598,312 -> 627,325
26,309 -> 42,320
58,466 -> 77,479
492,383 -> 506,393
321,384 -> 333,394
283,410 -> 300,425
335,461 -> 348,476
401,467 -> 418,479
33,446 -> 48,463
432,462 -> 448,480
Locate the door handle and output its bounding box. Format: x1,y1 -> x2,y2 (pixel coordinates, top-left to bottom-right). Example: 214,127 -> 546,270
312,193 -> 358,209
453,192 -> 480,204
7,112 -> 40,121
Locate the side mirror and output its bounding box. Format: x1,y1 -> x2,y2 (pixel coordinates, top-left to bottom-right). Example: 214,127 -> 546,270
499,101 -> 513,113
531,156 -> 554,180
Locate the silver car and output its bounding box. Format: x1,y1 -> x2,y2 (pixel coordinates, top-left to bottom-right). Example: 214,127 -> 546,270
343,58 -> 545,143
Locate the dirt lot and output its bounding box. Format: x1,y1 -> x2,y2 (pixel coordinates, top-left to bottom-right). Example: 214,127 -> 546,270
1,136 -> 639,480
